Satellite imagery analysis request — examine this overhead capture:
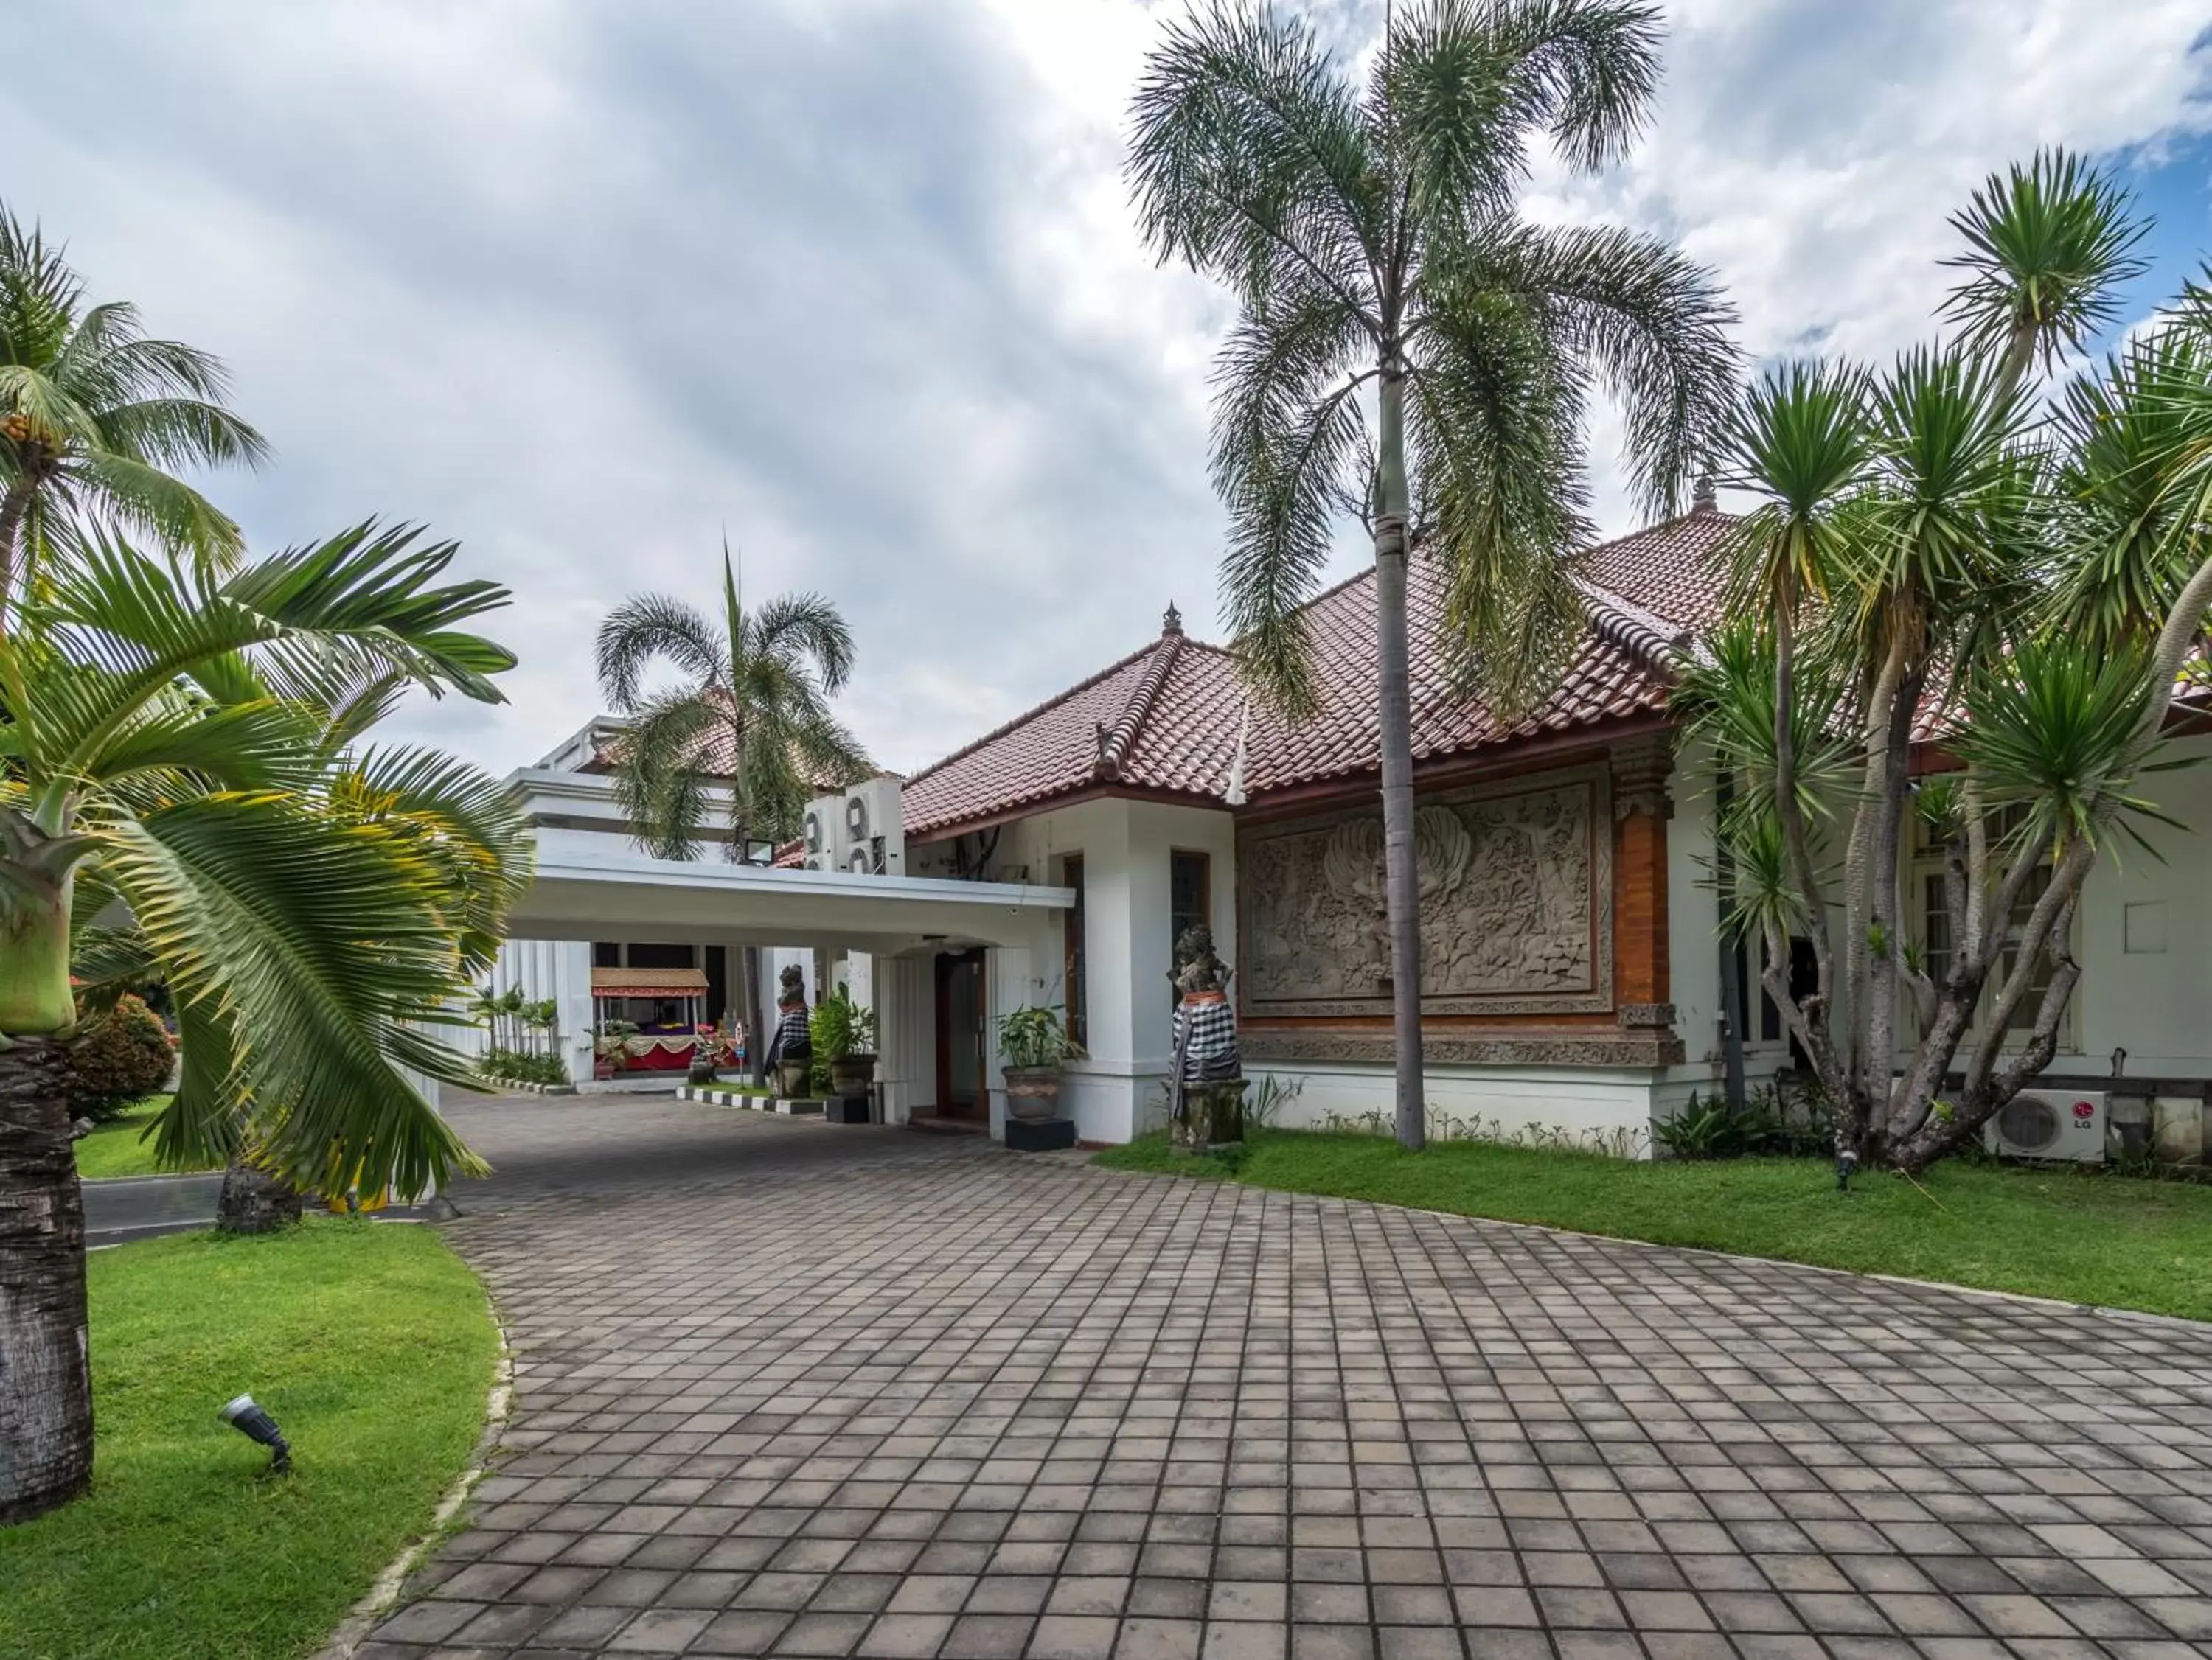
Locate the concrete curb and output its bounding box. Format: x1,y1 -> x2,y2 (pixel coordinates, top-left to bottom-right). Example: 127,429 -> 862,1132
678,1084 -> 824,1116
313,1294 -> 515,1659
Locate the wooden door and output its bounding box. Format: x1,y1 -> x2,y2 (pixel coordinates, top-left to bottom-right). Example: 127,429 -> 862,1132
933,949 -> 988,1120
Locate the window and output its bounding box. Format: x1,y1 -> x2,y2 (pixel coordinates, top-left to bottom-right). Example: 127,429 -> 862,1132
1913,806 -> 2067,1042
626,942 -> 696,971
1062,854 -> 1087,1049
1170,850 -> 1210,952
591,941 -> 621,968
1169,849 -> 1211,1006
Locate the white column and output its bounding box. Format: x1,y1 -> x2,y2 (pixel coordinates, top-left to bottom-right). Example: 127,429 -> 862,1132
984,946 -> 1032,1140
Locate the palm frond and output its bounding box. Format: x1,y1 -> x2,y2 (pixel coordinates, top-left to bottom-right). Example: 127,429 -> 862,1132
329,745 -> 533,977
64,447 -> 245,571
1407,287 -> 1591,715
748,591 -> 858,696
1455,219 -> 1739,517
1127,1 -> 1383,321
1216,366 -> 1367,717
1462,0 -> 1665,175
609,690 -> 722,859
596,590 -> 725,711
96,394 -> 271,474
103,792 -> 483,1197
220,520 -> 517,701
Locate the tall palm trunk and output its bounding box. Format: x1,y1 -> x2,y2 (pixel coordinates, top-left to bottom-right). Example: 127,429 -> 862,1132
1374,363 -> 1426,1149
0,1037 -> 92,1524
0,470 -> 35,621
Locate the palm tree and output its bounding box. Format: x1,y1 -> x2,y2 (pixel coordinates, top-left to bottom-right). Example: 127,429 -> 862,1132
595,548 -> 870,1077
1127,0 -> 1738,1145
0,521 -> 529,1524
0,206 -> 269,614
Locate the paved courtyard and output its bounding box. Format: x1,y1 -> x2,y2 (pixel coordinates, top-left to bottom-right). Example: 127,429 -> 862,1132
361,1093 -> 2212,1660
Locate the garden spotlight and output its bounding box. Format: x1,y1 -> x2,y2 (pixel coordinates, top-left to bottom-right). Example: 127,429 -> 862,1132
1836,1149 -> 1859,1193
219,1394 -> 292,1474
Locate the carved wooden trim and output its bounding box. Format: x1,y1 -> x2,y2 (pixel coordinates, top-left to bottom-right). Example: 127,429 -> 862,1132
1243,1028 -> 1686,1067
1610,731 -> 1674,821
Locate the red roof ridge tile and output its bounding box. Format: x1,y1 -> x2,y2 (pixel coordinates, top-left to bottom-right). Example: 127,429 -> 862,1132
1094,631 -> 1185,781
1572,576 -> 1694,678
902,635 -> 1166,790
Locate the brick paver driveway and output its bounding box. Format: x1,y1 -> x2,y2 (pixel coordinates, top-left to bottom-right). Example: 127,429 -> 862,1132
360,1094 -> 2212,1660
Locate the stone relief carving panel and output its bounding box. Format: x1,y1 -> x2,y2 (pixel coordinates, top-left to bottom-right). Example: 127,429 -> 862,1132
1239,765 -> 1613,1017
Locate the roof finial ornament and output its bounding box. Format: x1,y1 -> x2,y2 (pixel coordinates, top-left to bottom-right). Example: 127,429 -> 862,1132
1163,600 -> 1183,637
1691,473 -> 1717,515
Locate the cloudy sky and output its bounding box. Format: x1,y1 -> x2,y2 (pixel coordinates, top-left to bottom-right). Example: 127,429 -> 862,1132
10,1 -> 2211,776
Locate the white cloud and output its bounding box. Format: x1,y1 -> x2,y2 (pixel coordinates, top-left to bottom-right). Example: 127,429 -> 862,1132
4,0 -> 2208,775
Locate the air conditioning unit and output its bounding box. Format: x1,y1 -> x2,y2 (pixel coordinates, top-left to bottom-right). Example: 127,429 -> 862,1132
1985,1089 -> 2107,1163
801,796 -> 846,873
839,775 -> 905,876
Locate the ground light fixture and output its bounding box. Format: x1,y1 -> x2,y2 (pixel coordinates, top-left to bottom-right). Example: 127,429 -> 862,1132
219,1394 -> 292,1474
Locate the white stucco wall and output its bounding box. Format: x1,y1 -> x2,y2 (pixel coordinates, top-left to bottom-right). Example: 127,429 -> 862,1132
911,795 -> 1239,1143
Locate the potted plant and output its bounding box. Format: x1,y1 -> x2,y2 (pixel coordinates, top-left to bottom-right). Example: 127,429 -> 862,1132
997,1005 -> 1083,1121
687,1023 -> 720,1085
811,986 -> 880,1099
593,1019 -> 639,1081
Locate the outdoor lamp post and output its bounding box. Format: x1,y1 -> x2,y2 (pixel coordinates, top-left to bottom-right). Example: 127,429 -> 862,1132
219,1394 -> 292,1474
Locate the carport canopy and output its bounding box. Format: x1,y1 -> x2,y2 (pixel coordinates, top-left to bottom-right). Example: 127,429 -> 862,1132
510,843 -> 1073,957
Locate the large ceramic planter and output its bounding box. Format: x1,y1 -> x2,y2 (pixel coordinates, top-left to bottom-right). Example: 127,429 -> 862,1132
830,1053 -> 878,1099
1004,1064 -> 1062,1121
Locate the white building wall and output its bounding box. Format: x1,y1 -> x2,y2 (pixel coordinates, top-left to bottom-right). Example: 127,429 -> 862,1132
473,937 -> 594,1084
961,797 -> 1241,1144
877,953 -> 935,1124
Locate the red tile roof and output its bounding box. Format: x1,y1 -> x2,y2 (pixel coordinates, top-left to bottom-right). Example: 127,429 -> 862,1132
902,510 -> 1730,839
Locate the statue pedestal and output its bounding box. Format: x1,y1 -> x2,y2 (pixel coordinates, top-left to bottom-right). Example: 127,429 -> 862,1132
1173,1079 -> 1248,1154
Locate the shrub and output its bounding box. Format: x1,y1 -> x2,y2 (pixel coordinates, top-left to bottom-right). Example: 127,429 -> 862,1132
69,994 -> 175,1122
1655,1081 -> 1835,1161
479,1047 -> 567,1087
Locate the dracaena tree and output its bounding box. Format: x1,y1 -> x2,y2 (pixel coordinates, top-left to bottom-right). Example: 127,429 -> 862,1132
1687,150 -> 2212,1174
1,523 -> 530,1524
0,205 -> 269,611
1127,0 -> 1738,1147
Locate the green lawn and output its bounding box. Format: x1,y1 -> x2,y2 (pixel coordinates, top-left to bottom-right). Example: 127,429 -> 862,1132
71,1096 -> 213,1181
0,1219 -> 498,1660
1094,1131 -> 2212,1323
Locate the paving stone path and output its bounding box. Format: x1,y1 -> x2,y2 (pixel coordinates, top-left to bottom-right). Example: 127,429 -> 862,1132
359,1093 -> 2212,1660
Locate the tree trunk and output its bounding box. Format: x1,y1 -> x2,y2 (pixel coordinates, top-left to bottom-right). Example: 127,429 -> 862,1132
1374,366 -> 1425,1150
0,1036 -> 93,1524
215,1159 -> 304,1235
0,471 -> 36,627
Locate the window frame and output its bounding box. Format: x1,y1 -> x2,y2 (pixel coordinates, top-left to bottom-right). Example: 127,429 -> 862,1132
1060,853 -> 1087,1050
1910,806 -> 2075,1050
